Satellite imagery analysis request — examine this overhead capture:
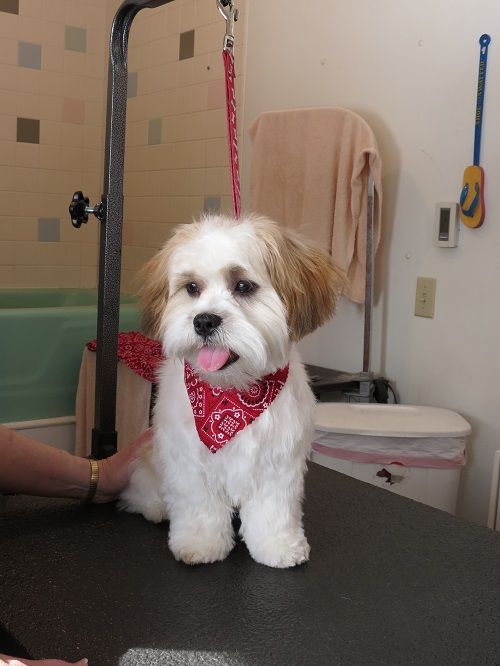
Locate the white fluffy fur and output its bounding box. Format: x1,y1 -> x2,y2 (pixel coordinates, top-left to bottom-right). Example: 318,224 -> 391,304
120,214 -> 330,568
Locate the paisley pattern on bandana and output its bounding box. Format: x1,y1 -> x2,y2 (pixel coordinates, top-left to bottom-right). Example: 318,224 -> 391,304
184,362 -> 289,453
87,331 -> 165,383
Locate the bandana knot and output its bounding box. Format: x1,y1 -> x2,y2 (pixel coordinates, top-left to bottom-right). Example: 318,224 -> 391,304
184,362 -> 289,453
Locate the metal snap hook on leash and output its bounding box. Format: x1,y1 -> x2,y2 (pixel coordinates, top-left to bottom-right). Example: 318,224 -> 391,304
217,0 -> 239,51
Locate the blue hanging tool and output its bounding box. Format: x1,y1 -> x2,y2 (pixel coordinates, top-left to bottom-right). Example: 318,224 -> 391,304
459,34 -> 491,228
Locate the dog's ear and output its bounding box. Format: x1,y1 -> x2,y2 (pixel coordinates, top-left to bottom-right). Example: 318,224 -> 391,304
256,218 -> 345,341
137,246 -> 170,339
137,222 -> 200,338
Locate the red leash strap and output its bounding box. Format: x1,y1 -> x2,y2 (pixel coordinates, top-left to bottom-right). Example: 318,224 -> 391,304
218,0 -> 240,219
223,48 -> 240,219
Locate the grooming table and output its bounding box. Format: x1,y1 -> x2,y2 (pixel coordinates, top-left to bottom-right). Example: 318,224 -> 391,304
2,464 -> 500,665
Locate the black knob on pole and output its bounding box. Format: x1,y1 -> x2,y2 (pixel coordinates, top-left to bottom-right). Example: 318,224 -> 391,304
69,191 -> 90,228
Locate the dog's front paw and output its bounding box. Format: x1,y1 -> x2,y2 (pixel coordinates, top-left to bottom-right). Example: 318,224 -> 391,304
118,491 -> 167,523
247,531 -> 310,568
169,530 -> 234,566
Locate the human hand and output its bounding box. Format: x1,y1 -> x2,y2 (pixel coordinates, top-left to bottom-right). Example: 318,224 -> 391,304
92,429 -> 153,503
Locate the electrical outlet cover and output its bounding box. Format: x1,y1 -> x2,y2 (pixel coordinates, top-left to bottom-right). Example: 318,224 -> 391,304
415,277 -> 436,318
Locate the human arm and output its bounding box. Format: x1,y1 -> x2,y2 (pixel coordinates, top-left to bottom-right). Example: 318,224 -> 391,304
0,424 -> 152,502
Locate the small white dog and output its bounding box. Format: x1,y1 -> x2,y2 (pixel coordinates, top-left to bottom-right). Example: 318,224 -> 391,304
120,214 -> 343,568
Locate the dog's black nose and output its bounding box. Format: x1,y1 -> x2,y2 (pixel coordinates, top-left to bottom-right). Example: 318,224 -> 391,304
193,312 -> 222,337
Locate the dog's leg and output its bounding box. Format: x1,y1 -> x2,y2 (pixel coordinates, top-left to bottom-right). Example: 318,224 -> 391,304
239,469 -> 310,568
119,445 -> 167,523
168,485 -> 235,565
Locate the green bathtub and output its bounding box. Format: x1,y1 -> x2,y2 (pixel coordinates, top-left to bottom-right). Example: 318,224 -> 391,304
0,289 -> 140,423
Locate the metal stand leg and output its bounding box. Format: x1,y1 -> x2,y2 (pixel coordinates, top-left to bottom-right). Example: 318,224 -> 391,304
358,170 -> 375,404
363,171 -> 375,376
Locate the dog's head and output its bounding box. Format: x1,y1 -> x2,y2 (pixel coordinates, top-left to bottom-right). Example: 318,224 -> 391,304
139,214 -> 344,389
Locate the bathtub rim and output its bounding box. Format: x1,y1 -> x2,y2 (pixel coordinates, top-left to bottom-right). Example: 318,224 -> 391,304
4,415 -> 76,430
0,287 -> 137,313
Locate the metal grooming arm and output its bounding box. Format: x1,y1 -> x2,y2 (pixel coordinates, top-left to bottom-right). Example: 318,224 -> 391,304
69,0 -> 174,459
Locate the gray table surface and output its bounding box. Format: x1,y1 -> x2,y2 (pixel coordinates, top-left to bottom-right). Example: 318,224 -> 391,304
2,462 -> 500,666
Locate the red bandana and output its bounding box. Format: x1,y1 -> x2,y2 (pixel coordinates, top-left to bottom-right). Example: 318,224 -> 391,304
184,362 -> 289,453
87,332 -> 165,383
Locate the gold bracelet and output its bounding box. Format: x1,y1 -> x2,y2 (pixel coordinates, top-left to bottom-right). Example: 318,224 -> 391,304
85,458 -> 99,504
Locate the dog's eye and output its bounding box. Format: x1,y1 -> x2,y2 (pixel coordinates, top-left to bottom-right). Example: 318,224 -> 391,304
186,282 -> 199,295
234,280 -> 255,295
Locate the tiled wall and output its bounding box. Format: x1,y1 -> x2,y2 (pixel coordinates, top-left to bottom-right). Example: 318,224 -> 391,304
0,0 -> 247,292
0,0 -> 107,288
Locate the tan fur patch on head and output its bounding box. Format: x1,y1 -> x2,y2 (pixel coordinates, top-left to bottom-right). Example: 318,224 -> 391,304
137,223 -> 200,338
253,216 -> 345,341
137,249 -> 170,338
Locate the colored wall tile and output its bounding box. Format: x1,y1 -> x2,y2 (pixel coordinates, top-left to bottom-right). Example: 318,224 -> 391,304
203,195 -> 221,213
16,117 -> 39,144
127,71 -> 138,98
38,217 -> 60,242
179,30 -> 195,60
148,117 -> 162,145
18,41 -> 42,69
0,0 -> 18,15
64,25 -> 87,53
62,97 -> 85,124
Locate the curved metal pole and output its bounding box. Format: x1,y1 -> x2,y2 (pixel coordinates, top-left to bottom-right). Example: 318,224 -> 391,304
92,0 -> 175,458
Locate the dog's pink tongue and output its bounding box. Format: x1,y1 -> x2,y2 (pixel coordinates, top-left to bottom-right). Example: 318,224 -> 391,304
197,346 -> 231,372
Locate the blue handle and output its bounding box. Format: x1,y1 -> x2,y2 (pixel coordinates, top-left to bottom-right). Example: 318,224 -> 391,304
473,34 -> 491,166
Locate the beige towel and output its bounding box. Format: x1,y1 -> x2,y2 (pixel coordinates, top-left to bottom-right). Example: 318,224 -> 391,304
75,348 -> 151,457
249,107 -> 382,303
